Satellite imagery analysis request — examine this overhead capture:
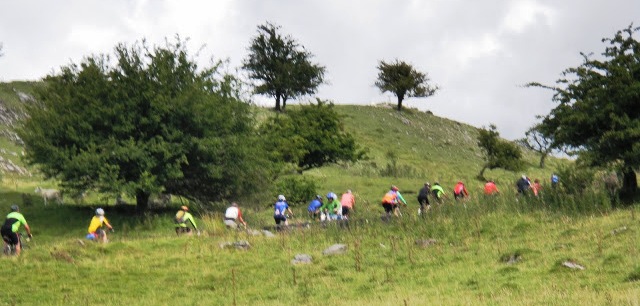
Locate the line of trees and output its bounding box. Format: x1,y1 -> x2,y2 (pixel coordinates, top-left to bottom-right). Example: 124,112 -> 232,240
17,36 -> 363,210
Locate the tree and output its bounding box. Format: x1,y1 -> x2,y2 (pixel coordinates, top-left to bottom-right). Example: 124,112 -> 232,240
477,124 -> 524,179
375,59 -> 438,111
243,22 -> 326,112
18,38 -> 273,211
258,99 -> 363,171
518,123 -> 554,168
528,25 -> 640,196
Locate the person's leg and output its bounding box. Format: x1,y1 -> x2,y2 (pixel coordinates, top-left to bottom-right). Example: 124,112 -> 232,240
14,235 -> 21,256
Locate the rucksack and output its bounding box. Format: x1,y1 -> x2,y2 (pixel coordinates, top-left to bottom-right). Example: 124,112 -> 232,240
175,210 -> 185,223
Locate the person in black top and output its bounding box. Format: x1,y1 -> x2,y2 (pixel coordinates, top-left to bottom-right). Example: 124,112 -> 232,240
516,175 -> 531,195
417,182 -> 431,215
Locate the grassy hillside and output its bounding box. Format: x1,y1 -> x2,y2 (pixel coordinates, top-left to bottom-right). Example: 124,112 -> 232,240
3,82 -> 639,305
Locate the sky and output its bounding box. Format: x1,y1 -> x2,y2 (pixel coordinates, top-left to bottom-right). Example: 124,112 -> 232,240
1,0 -> 639,140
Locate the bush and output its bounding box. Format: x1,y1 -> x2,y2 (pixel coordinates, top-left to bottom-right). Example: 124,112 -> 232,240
556,164 -> 595,195
274,176 -> 318,207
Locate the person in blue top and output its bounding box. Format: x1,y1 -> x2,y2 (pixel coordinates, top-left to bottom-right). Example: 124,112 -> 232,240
307,195 -> 323,220
274,195 -> 293,226
551,173 -> 559,189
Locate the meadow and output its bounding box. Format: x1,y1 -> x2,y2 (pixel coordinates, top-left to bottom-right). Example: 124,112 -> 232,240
0,94 -> 638,305
1,189 -> 639,305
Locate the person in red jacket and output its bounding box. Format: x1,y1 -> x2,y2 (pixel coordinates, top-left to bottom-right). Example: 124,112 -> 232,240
484,180 -> 499,195
453,181 -> 469,200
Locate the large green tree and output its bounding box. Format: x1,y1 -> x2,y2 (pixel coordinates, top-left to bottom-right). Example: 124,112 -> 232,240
243,22 -> 326,112
529,25 -> 640,195
18,38 -> 272,210
258,99 -> 363,171
375,59 -> 439,111
477,124 -> 523,179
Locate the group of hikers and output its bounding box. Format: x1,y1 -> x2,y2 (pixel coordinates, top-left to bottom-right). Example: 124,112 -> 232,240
304,190 -> 356,223
2,173 -> 560,255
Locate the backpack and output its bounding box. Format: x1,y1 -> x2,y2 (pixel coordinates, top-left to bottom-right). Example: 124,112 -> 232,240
175,210 -> 185,223
382,192 -> 396,204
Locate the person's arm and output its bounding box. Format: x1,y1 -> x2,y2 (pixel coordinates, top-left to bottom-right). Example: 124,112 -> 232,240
24,223 -> 32,238
187,214 -> 198,230
104,218 -> 114,231
238,209 -> 247,227
396,192 -> 407,205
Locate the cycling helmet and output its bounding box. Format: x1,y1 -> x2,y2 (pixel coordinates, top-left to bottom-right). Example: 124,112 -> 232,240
278,195 -> 286,201
315,195 -> 322,200
391,185 -> 399,191
10,204 -> 19,212
326,192 -> 336,199
96,208 -> 105,216
181,205 -> 189,211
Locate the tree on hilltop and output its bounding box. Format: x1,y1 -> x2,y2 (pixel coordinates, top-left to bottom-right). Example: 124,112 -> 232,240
243,22 -> 326,112
375,59 -> 438,111
477,124 -> 524,179
528,24 -> 640,197
18,37 -> 272,211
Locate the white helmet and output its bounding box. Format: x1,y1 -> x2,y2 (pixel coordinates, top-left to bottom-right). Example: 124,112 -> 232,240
277,195 -> 286,201
96,208 -> 105,216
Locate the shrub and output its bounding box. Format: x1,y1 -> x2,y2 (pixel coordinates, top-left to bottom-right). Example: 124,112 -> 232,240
274,176 -> 318,207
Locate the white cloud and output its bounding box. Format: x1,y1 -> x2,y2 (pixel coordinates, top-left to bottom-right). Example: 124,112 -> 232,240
502,0 -> 557,33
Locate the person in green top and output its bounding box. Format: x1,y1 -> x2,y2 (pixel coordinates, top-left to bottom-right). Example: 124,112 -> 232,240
430,182 -> 447,204
1,205 -> 33,256
175,205 -> 199,236
320,192 -> 341,221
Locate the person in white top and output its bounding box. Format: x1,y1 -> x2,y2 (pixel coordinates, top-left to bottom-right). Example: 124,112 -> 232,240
224,202 -> 247,229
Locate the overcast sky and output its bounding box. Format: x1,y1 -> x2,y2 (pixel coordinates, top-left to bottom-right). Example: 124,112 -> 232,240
1,0 -> 639,140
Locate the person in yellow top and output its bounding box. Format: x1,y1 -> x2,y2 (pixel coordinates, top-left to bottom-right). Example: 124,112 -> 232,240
175,206 -> 199,236
87,208 -> 114,243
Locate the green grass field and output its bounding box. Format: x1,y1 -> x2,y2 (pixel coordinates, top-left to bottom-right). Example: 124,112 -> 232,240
1,84 -> 639,305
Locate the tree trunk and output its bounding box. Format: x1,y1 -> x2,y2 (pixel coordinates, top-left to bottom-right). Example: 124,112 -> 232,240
282,97 -> 288,111
621,166 -> 638,197
397,95 -> 404,111
539,153 -> 547,168
275,95 -> 282,112
135,190 -> 151,212
477,165 -> 487,180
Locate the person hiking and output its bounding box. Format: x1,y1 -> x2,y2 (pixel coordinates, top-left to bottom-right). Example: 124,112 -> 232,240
224,202 -> 247,230
417,182 -> 431,215
381,186 -> 407,217
516,175 -> 531,196
1,205 -> 32,256
307,195 -> 323,220
453,181 -> 469,200
532,179 -> 542,197
87,208 -> 114,243
551,173 -> 559,189
340,190 -> 356,220
274,195 -> 293,226
484,180 -> 499,195
431,182 -> 447,203
175,205 -> 199,236
320,192 -> 341,221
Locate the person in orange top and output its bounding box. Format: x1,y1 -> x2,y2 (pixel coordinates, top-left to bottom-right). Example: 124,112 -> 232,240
340,190 -> 356,220
453,181 -> 469,200
484,180 -> 499,195
532,179 -> 542,196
